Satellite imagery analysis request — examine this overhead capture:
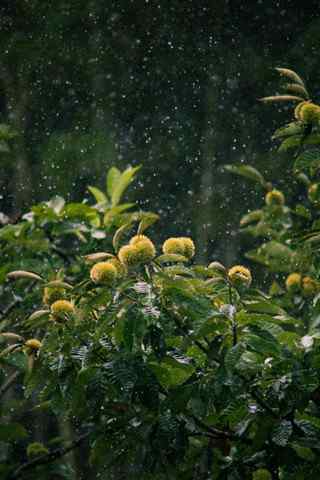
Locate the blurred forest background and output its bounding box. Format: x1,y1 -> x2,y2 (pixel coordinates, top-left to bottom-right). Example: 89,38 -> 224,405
1,0 -> 320,264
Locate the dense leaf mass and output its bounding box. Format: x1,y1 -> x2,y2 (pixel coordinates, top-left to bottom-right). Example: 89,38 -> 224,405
2,71 -> 320,479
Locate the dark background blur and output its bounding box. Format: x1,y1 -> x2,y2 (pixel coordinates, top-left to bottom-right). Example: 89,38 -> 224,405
1,0 -> 320,264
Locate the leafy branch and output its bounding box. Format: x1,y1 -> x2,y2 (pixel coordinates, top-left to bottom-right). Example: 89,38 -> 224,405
7,431 -> 91,480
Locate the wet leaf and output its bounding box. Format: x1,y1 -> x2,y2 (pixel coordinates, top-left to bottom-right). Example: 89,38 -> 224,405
224,164 -> 266,187
7,270 -> 43,282
88,186 -> 108,204
110,166 -> 140,207
272,420 -> 292,446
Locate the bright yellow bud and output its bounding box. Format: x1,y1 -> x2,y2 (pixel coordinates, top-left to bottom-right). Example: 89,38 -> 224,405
228,265 -> 252,288
285,273 -> 302,293
50,300 -> 74,321
162,237 -> 195,259
299,102 -> 320,123
90,261 -> 118,285
25,339 -> 42,350
294,101 -> 309,120
118,238 -> 156,267
265,189 -> 285,206
302,276 -> 318,297
129,234 -> 151,245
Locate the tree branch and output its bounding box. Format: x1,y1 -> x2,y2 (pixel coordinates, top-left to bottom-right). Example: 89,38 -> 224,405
166,308 -> 209,355
187,412 -> 233,439
7,431 -> 90,480
238,373 -> 278,418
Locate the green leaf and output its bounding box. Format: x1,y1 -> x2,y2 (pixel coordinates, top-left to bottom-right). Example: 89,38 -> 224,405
112,222 -> 133,252
224,164 -> 266,187
63,203 -> 99,226
88,186 -> 108,204
103,203 -> 135,226
137,212 -> 159,234
246,240 -> 296,272
280,134 -> 320,153
294,204 -> 312,219
278,135 -> 303,152
149,357 -> 195,388
156,253 -> 189,263
110,166 -> 140,207
246,333 -> 280,356
272,420 -> 292,447
107,167 -> 121,197
240,210 -> 263,227
272,122 -> 304,139
241,300 -> 285,316
0,423 -> 28,442
294,148 -> 320,177
225,343 -> 246,370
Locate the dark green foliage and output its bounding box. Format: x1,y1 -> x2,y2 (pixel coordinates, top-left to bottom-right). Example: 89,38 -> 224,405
3,70 -> 320,480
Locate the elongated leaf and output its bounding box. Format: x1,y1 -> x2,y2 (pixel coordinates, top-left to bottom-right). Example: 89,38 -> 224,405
278,135 -> 303,152
246,333 -> 280,356
259,95 -> 304,103
240,210 -> 263,226
112,222 -> 133,252
44,280 -> 73,289
88,186 -> 108,204
107,167 -> 121,198
245,241 -> 295,272
275,68 -> 305,87
279,134 -> 320,152
7,270 -> 43,282
137,212 -> 159,234
83,252 -> 115,262
27,310 -> 50,322
149,357 -> 194,388
103,203 -> 135,226
284,83 -> 309,99
224,165 -> 266,187
156,254 -> 189,263
294,148 -> 320,176
272,420 -> 292,446
0,344 -> 22,357
63,203 -> 99,222
272,122 -> 304,139
225,343 -> 246,370
0,332 -> 24,341
243,300 -> 286,316
110,166 -> 140,207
